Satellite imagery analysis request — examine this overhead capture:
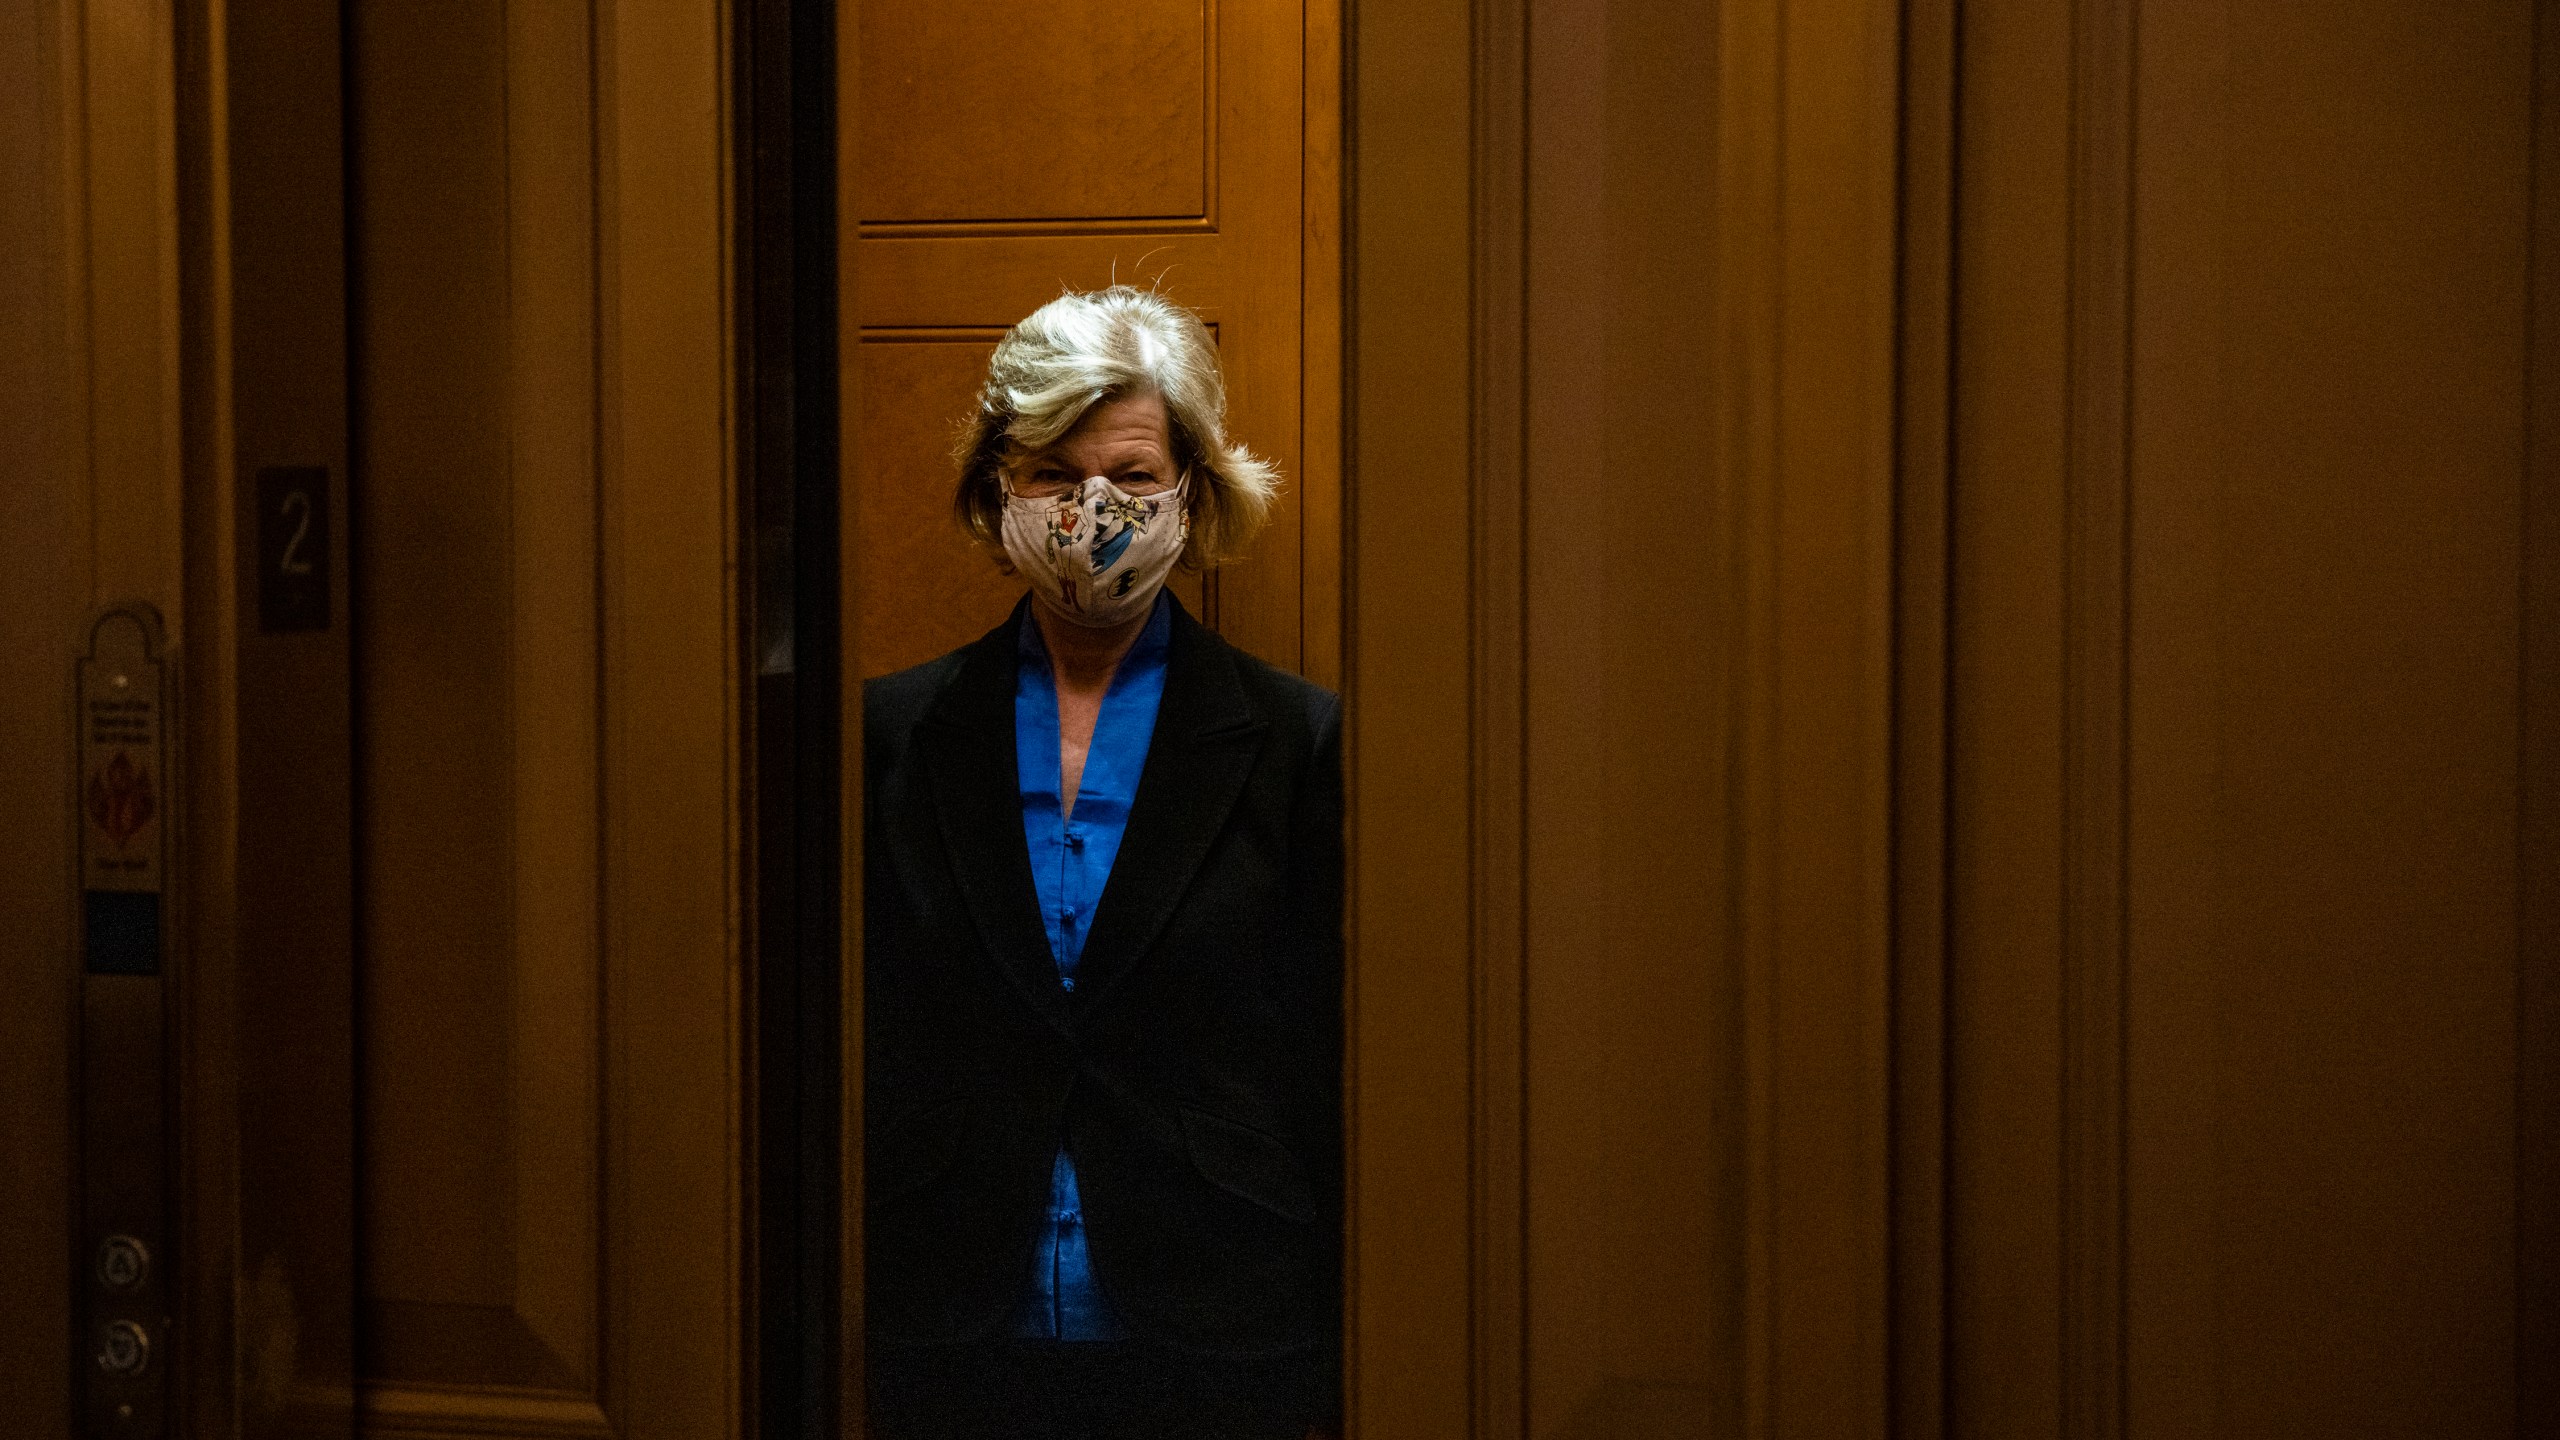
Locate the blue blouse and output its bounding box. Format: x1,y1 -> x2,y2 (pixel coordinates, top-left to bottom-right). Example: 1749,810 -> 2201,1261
1009,592 -> 1171,1340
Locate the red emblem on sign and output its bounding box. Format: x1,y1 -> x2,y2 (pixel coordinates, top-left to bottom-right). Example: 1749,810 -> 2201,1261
87,750 -> 156,850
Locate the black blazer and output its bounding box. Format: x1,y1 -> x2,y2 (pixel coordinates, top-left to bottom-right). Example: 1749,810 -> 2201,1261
863,597 -> 1343,1354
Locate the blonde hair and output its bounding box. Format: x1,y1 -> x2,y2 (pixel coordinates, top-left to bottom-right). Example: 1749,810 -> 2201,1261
954,285 -> 1280,567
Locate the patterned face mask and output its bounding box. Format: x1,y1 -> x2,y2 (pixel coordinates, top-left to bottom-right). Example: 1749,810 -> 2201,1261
999,474 -> 1190,629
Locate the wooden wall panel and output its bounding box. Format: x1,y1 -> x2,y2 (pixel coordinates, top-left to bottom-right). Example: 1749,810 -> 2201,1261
225,1 -> 361,1429
346,0 -> 743,1435
857,0 -> 1208,224
2173,2 -> 2524,1428
502,0 -> 612,1387
1890,0 -> 1960,1432
14,0 -> 2540,1433
1343,0 -> 1478,1424
0,3 -> 90,1432
1521,0 -> 1725,1432
595,1 -> 748,1432
853,335 -> 1015,676
9,0 -> 742,1434
1926,0 -> 2548,1432
1346,0 -> 1898,1435
352,0 -> 610,1417
355,0 -> 523,1340
2522,1 -> 2560,1423
4,1 -> 357,1435
1943,0 -> 2073,1428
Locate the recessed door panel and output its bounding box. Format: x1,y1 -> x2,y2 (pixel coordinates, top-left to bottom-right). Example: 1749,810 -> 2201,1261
352,0 -> 607,1413
859,0 -> 1211,225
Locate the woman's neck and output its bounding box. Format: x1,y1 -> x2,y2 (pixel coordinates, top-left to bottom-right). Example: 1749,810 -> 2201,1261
1030,596 -> 1150,695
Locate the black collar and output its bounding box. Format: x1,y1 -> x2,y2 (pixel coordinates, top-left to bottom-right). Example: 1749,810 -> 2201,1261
917,594 -> 1268,1027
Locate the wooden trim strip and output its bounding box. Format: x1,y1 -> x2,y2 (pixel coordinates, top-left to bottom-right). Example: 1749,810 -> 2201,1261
1891,0 -> 1962,1431
1753,0 -> 1904,1429
1467,0 -> 1528,1433
1344,0 -> 1480,1430
2520,0 -> 2560,1416
357,1385 -> 615,1439
596,0 -> 748,1432
2060,0 -> 2135,1430
859,217 -> 1220,240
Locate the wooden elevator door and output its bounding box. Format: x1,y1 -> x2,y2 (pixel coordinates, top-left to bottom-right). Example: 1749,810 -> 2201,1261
341,3 -> 743,1435
849,0 -> 1340,684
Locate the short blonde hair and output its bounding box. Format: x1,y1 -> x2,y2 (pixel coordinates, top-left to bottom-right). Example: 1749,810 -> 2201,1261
954,285 -> 1279,568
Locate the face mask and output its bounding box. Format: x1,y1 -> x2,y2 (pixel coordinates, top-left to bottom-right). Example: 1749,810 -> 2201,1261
999,474 -> 1189,629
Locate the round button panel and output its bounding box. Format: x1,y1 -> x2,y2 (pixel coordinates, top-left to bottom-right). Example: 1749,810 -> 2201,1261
96,1235 -> 149,1292
96,1319 -> 150,1376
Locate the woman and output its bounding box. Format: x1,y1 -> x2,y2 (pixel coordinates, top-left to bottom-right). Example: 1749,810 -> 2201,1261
864,286 -> 1343,1440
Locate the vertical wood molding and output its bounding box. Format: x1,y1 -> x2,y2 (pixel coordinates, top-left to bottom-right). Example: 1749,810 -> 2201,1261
504,0 -> 606,1390
1740,0 -> 1904,1432
597,0 -> 746,1433
2120,0 -> 2228,1427
1712,7 -> 1785,1429
1302,0 -> 1347,692
2060,0 -> 2134,1432
1344,0 -> 1478,1430
2522,0 -> 2560,1419
1891,0 -> 1960,1430
1467,0 -> 1528,1435
171,1 -> 238,1433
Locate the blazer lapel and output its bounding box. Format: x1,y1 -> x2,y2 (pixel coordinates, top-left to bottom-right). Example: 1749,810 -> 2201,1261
916,603 -> 1075,1034
1069,601 -> 1267,1012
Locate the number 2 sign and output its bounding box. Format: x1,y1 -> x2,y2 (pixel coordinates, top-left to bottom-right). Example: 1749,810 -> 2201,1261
256,465 -> 331,633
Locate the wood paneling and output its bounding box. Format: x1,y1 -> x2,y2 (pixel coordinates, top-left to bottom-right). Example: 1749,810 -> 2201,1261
224,1 -> 360,1431
2175,2 -> 2522,1424
1915,0 -> 2550,1432
597,0 -> 749,1431
7,0 -> 741,1436
858,0 -> 1209,226
1891,0 -> 1960,1432
1342,0 -> 1476,1421
1522,0 -> 1725,1431
854,335 -> 1015,677
352,0 -> 607,1415
1346,0 -> 1899,1434
848,0 -> 1325,682
9,0 -> 2545,1434
343,0 -> 747,1435
355,0 -> 522,1340
2523,3 -> 2560,1424
0,1 -> 85,1429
